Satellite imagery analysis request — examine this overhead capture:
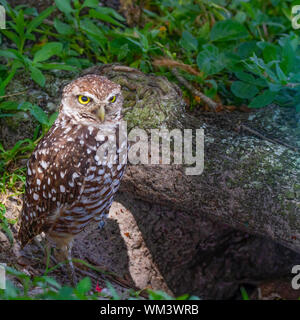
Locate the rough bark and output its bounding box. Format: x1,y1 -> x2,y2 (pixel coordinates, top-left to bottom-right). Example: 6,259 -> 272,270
84,65 -> 300,254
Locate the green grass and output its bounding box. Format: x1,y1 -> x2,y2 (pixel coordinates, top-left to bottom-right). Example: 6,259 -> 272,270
0,0 -> 300,110
0,265 -> 200,300
0,203 -> 15,244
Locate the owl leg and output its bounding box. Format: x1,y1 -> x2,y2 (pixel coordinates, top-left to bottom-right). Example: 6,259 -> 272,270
53,240 -> 77,286
97,208 -> 110,230
66,242 -> 77,286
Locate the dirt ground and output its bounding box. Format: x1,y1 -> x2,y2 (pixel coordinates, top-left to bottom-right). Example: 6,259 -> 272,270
1,190 -> 299,300
0,190 -> 171,298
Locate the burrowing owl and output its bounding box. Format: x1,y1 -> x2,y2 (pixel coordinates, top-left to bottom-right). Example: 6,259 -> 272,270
18,74 -> 127,283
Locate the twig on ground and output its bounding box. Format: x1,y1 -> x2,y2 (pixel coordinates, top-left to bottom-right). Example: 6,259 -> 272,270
239,123 -> 300,152
0,90 -> 28,99
171,68 -> 218,111
153,58 -> 201,76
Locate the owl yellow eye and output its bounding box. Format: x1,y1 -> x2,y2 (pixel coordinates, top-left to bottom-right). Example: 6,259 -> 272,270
109,95 -> 116,103
78,95 -> 91,104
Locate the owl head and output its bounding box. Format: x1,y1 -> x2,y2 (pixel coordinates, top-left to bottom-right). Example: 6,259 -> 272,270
61,74 -> 123,125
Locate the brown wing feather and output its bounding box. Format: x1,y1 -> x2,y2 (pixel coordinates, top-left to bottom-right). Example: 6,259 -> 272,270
18,116 -> 93,247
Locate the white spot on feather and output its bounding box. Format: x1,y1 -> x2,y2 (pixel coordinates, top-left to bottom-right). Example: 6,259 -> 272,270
41,160 -> 48,169
72,172 -> 79,180
33,193 -> 39,200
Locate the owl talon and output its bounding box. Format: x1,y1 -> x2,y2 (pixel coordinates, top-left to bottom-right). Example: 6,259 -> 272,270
98,221 -> 106,229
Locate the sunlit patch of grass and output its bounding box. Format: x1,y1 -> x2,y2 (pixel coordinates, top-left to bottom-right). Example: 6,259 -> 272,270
0,139 -> 34,195
0,167 -> 26,195
0,203 -> 16,244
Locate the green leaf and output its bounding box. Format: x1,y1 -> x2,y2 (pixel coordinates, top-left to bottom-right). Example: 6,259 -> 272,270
48,112 -> 58,127
231,81 -> 259,99
0,204 -> 13,244
0,114 -> 15,118
261,43 -> 280,63
54,19 -> 74,35
240,286 -> 249,300
89,9 -> 125,28
248,90 -> 277,108
0,62 -> 19,95
35,276 -> 61,290
179,30 -> 198,51
29,104 -> 49,124
198,22 -> 210,39
6,266 -> 31,279
94,6 -> 126,22
57,286 -> 75,300
18,101 -> 33,111
24,7 -> 38,16
39,63 -> 76,71
235,71 -> 267,88
33,42 -> 63,63
76,277 -> 91,295
280,42 -> 295,74
105,281 -> 120,300
148,289 -> 174,300
117,43 -> 129,61
15,10 -> 25,38
234,71 -> 256,84
0,49 -> 19,60
234,11 -> 247,24
54,0 -> 73,14
29,66 -> 46,87
1,30 -> 21,49
175,293 -> 189,300
82,0 -> 99,8
236,41 -> 258,59
0,101 -> 19,110
196,45 -> 227,75
276,63 -> 287,83
79,19 -> 106,42
210,19 -> 249,42
27,6 -> 55,34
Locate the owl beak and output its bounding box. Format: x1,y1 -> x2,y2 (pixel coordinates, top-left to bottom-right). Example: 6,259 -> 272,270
97,105 -> 105,122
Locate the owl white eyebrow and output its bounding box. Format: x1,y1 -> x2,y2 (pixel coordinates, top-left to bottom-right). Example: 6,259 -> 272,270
77,92 -> 96,100
107,93 -> 119,102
